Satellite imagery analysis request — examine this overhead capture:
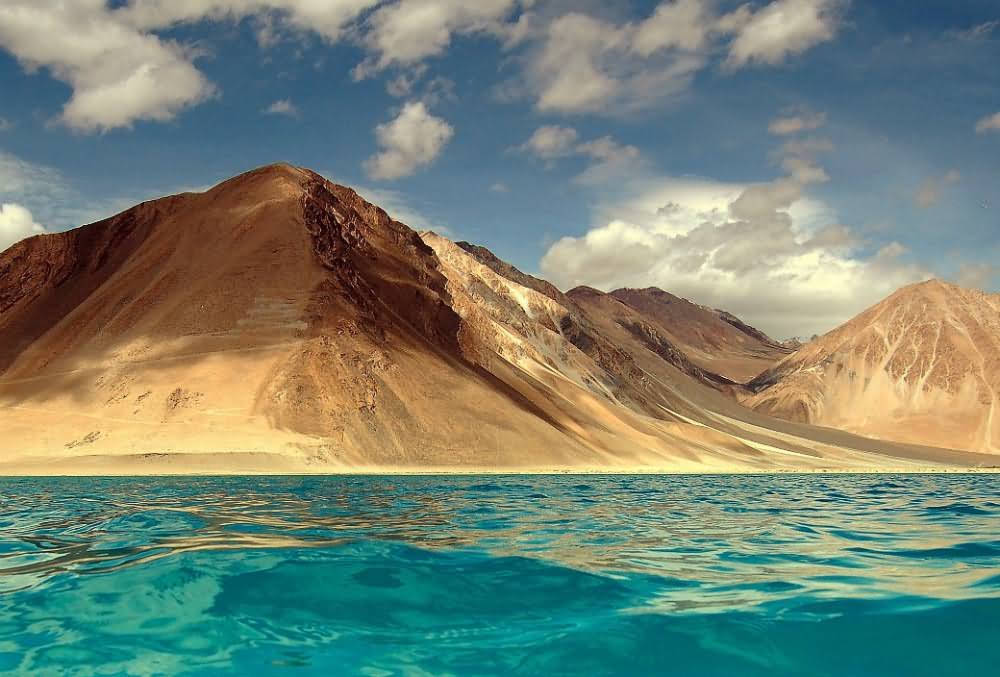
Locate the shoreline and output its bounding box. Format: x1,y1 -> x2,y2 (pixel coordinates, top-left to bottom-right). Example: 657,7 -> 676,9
2,466 -> 998,478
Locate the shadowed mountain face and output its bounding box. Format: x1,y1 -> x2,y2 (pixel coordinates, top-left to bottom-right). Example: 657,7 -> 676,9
0,164 -> 995,473
607,288 -> 790,383
748,280 -> 1000,454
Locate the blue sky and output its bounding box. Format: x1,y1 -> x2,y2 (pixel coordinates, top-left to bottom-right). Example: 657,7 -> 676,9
0,0 -> 997,337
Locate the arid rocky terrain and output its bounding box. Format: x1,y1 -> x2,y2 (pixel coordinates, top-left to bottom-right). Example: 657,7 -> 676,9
0,164 -> 995,474
747,280 -> 1000,454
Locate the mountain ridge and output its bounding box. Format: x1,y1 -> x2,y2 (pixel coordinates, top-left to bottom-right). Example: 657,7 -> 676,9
0,163 -> 994,473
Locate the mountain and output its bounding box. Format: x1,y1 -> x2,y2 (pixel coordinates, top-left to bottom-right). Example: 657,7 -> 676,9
607,288 -> 790,383
0,164 -> 993,473
0,164 -> 580,471
747,280 -> 1000,454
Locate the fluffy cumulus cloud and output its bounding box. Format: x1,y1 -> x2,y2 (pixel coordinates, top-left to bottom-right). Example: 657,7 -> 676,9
516,0 -> 841,114
0,1 -> 845,128
0,0 -> 380,131
358,0 -> 839,115
726,0 -> 842,68
364,101 -> 454,180
353,0 -> 522,78
520,9 -> 710,115
0,203 -> 47,252
540,135 -> 928,338
0,0 -> 217,132
914,170 -> 960,208
975,112 -> 1000,134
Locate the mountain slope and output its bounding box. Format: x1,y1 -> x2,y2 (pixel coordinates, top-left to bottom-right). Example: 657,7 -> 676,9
609,288 -> 790,383
747,280 -> 1000,453
0,164 -> 993,473
0,165 -> 591,471
423,232 -> 996,470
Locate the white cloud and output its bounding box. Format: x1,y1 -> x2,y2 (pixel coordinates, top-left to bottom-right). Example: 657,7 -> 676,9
364,101 -> 454,180
0,1 -> 847,128
769,110 -> 827,135
0,1 -> 217,133
118,0 -> 379,43
518,125 -> 579,159
633,0 -> 718,55
914,169 -> 960,208
0,1 -> 381,132
516,125 -> 641,182
490,182 -> 509,193
0,203 -> 47,252
776,136 -> 833,184
539,139 -> 927,338
975,112 -> 1000,134
517,0 -> 839,115
523,10 -> 707,115
263,99 -> 298,116
0,118 -> 12,132
353,0 -> 521,78
575,136 -> 643,183
726,0 -> 842,68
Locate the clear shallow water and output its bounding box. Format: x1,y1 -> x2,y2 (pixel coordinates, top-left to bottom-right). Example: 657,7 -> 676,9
0,475 -> 998,676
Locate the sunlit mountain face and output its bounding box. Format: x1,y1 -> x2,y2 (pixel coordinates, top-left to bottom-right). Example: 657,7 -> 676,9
0,163 -> 996,473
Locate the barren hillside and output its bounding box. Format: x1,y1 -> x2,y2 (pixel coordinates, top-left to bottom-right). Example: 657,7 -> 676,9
747,280 -> 1000,454
0,165 -> 993,473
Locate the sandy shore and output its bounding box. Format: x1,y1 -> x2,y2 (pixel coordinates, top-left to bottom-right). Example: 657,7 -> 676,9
1,456 -> 997,477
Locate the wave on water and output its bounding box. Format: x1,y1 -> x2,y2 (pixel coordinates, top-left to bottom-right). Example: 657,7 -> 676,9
0,474 -> 998,675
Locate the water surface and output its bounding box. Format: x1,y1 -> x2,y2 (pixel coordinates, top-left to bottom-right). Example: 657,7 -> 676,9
0,474 -> 998,675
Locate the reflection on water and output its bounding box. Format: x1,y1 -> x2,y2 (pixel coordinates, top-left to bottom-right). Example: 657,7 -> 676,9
0,474 -> 998,675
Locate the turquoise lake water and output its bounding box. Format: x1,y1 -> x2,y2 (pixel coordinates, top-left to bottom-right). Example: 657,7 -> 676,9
0,474 -> 998,676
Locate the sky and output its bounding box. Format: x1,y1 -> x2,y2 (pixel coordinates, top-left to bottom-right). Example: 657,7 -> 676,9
0,0 -> 997,338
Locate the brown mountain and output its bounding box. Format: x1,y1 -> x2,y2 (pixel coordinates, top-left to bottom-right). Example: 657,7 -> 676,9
608,288 -> 790,383
0,164 -> 993,473
747,279 -> 1000,454
422,232 -> 993,471
0,164 -> 585,471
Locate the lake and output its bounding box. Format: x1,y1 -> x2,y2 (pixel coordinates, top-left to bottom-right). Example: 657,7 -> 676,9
0,474 -> 997,675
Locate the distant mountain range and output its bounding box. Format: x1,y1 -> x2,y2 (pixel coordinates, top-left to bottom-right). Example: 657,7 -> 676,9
0,164 -> 995,473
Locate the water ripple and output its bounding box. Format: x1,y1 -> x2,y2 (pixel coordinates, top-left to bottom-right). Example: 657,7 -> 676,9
0,474 -> 998,675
